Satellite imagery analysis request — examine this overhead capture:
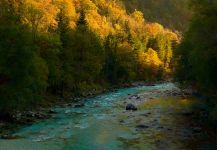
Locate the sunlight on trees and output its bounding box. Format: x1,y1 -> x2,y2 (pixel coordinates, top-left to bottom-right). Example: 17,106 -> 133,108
0,0 -> 179,114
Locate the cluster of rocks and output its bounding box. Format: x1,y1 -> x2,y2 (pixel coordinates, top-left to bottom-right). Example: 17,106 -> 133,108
11,108 -> 59,125
131,81 -> 156,87
80,90 -> 98,97
1,134 -> 21,140
12,100 -> 87,124
124,86 -> 184,112
0,108 -> 59,139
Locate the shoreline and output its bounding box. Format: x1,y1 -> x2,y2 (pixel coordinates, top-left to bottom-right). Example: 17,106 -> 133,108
0,81 -> 192,139
0,81 -> 157,138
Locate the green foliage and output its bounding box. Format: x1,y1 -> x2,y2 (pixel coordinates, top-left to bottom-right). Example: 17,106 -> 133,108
175,1 -> 217,121
0,24 -> 48,114
60,11 -> 104,96
103,34 -> 118,83
36,33 -> 61,94
0,0 -> 179,115
176,0 -> 217,94
103,34 -> 136,84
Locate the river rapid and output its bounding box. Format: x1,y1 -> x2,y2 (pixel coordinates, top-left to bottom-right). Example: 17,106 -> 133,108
0,83 -> 214,150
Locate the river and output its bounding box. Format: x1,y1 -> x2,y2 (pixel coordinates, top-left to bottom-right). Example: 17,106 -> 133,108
0,83 -> 214,150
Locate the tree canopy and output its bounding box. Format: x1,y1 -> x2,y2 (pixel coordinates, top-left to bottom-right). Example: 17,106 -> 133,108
0,0 -> 179,115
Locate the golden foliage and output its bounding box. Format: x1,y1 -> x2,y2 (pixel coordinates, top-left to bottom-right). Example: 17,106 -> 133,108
145,23 -> 164,37
2,0 -> 179,77
22,0 -> 59,32
138,48 -> 162,67
54,0 -> 77,28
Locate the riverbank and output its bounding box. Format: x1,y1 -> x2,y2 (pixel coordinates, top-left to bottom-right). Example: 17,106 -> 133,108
0,83 -> 216,150
121,86 -> 217,149
0,82 -> 184,138
1,82 -> 215,143
0,81 -> 158,138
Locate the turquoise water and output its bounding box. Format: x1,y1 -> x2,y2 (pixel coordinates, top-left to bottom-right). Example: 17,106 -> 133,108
0,83 -> 197,150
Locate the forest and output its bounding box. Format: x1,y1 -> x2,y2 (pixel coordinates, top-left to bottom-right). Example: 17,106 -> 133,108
0,0 -> 180,116
175,0 -> 217,120
0,0 -> 216,149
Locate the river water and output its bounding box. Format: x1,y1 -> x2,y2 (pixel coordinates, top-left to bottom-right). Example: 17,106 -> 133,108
0,83 -> 213,150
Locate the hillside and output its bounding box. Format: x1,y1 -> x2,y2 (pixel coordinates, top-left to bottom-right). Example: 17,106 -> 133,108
0,0 -> 179,115
123,0 -> 192,31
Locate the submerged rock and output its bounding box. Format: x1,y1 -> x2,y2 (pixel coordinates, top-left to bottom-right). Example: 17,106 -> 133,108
146,83 -> 155,86
157,126 -> 164,129
136,124 -> 149,129
119,120 -> 125,124
35,113 -> 49,119
140,112 -> 151,117
126,103 -> 137,111
193,127 -> 202,133
181,111 -> 194,116
132,81 -> 146,86
25,111 -> 35,117
67,103 -> 73,107
48,109 -> 57,114
94,104 -> 100,108
74,103 -> 85,108
136,96 -> 140,100
1,134 -> 21,140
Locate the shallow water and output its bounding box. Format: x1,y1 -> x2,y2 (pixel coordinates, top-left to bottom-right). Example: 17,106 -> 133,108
0,83 -> 209,150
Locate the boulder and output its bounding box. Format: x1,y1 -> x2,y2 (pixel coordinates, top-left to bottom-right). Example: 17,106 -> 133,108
74,103 -> 85,108
141,112 -> 151,117
25,111 -> 35,117
126,103 -> 137,111
145,83 -> 155,86
35,113 -> 49,119
48,109 -> 57,114
67,103 -> 73,107
136,96 -> 140,100
193,127 -> 202,133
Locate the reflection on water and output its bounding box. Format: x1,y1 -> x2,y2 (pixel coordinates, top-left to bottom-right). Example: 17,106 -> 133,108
0,83 -> 213,150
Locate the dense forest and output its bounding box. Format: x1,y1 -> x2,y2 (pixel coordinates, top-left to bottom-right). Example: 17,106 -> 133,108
0,0 -> 179,116
175,0 -> 217,119
0,0 -> 217,122
0,0 -> 217,149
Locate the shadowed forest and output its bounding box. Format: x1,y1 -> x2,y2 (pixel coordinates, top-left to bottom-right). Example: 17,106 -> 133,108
0,0 -> 216,149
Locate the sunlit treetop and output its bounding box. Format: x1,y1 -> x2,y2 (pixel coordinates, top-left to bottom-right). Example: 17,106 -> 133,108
21,0 -> 59,32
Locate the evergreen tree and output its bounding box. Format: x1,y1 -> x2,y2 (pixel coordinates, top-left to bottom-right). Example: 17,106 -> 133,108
0,24 -> 48,115
103,34 -> 118,84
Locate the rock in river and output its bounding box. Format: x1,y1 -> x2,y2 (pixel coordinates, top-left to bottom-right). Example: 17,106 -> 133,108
74,103 -> 85,108
1,134 -> 21,140
136,124 -> 149,129
126,103 -> 137,111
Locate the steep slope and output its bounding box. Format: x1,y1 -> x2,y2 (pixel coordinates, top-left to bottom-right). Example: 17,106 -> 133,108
123,0 -> 192,31
0,0 -> 180,115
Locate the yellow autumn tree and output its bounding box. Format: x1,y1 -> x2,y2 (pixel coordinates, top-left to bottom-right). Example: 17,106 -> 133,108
145,23 -> 164,38
141,48 -> 162,67
54,0 -> 77,28
138,48 -> 163,80
128,10 -> 146,36
21,0 -> 59,35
